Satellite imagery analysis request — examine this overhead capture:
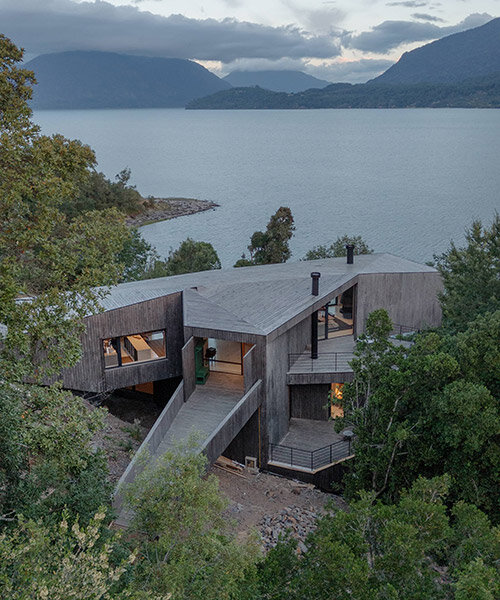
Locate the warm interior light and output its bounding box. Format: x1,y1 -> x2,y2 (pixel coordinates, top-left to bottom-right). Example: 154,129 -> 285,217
330,383 -> 344,419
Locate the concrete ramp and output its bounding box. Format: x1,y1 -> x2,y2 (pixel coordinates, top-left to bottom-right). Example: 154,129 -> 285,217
113,373 -> 262,526
153,373 -> 245,456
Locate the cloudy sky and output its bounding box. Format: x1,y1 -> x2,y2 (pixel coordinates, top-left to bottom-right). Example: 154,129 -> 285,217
0,0 -> 498,82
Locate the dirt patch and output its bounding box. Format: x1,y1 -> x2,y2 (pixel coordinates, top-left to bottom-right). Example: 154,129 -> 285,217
211,464 -> 347,549
90,392 -> 164,484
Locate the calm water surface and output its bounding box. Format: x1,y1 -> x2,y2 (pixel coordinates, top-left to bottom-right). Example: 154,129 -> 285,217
34,108 -> 500,266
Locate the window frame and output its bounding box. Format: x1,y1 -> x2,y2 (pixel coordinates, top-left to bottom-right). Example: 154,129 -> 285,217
102,329 -> 167,369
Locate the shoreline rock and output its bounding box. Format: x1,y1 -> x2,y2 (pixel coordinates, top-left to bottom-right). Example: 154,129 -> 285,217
126,197 -> 219,227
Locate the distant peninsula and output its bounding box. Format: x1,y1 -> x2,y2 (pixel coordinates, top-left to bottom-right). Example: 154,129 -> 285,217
127,197 -> 219,228
186,74 -> 500,110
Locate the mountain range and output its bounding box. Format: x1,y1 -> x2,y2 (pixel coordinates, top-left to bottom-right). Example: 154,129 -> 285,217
223,70 -> 331,93
373,17 -> 500,84
26,51 -> 231,109
189,17 -> 500,109
25,16 -> 500,110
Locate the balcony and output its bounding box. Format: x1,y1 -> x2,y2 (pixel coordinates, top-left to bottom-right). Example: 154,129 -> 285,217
268,418 -> 354,473
287,335 -> 355,384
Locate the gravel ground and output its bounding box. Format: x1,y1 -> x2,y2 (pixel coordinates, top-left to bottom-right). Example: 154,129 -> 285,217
211,465 -> 347,550
126,197 -> 219,227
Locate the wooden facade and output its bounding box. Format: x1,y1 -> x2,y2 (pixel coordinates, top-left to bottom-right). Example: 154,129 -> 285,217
62,254 -> 443,476
62,292 -> 184,393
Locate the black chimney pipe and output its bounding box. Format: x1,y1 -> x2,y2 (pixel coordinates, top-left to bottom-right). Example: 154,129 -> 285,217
311,310 -> 318,360
311,272 -> 321,296
346,244 -> 354,264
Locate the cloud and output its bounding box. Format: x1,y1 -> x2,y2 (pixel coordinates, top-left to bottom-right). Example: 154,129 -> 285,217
218,56 -> 394,84
386,1 -> 428,7
281,0 -> 346,35
307,58 -> 395,83
345,12 -> 494,53
411,13 -> 444,22
0,0 -> 342,63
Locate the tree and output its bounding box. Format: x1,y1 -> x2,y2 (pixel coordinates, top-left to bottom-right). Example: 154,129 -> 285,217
257,476 -> 500,600
124,442 -> 259,600
0,35 -> 129,382
117,228 -> 159,283
0,36 -> 131,527
337,309 -> 500,520
434,215 -> 500,333
0,511 -> 147,600
63,168 -> 144,219
163,238 -> 221,276
236,207 -> 295,266
304,234 -> 373,260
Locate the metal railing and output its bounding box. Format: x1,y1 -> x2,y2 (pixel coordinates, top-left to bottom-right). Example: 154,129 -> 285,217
288,352 -> 354,372
269,437 -> 353,472
390,324 -> 420,336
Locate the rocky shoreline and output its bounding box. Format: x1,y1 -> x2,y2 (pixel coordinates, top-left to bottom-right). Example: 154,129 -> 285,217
126,197 -> 219,227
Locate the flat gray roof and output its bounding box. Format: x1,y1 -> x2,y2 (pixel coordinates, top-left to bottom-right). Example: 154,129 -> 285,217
100,253 -> 437,336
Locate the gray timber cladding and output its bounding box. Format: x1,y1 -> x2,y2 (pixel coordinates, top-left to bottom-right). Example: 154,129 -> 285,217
264,316 -> 310,458
356,271 -> 442,331
290,385 -> 330,420
62,292 -> 184,393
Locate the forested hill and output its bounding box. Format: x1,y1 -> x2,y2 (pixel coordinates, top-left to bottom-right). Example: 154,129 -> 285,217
373,17 -> 500,84
186,73 -> 500,109
223,70 -> 331,93
26,51 -> 231,109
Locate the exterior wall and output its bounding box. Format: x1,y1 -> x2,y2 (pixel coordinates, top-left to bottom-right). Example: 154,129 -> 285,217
222,409 -> 261,465
181,337 -> 196,400
62,293 -> 184,393
355,272 -> 442,334
263,315 -> 310,462
243,345 -> 257,392
202,380 -> 262,466
290,384 -> 330,420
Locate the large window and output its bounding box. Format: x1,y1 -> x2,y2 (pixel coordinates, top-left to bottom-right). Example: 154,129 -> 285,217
103,330 -> 166,369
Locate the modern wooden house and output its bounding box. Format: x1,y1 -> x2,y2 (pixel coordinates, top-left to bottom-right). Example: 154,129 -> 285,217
61,251 -> 442,515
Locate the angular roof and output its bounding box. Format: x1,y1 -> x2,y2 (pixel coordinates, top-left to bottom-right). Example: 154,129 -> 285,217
100,253 -> 437,336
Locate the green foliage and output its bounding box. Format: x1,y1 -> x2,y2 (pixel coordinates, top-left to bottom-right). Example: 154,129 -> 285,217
338,308 -> 500,520
449,310 -> 500,397
163,237 -> 221,276
0,511 -> 140,600
125,441 -> 259,600
434,215 -> 500,333
257,477 -> 500,600
454,559 -> 500,600
304,234 -> 373,260
117,229 -> 159,283
187,72 -> 500,110
129,237 -> 221,280
63,168 -> 144,219
0,36 -> 130,381
0,383 -> 111,526
235,207 -> 295,267
256,534 -> 299,600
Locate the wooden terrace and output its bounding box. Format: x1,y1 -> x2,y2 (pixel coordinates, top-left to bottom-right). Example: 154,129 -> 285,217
268,418 -> 354,473
287,335 -> 356,384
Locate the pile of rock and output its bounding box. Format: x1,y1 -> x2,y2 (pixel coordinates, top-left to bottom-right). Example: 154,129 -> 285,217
259,505 -> 321,552
126,197 -> 219,227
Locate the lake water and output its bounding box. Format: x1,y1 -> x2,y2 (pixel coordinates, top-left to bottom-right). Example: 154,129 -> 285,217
34,108 -> 500,266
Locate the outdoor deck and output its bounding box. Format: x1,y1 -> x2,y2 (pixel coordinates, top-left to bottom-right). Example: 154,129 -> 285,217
268,418 -> 354,473
287,335 -> 355,383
